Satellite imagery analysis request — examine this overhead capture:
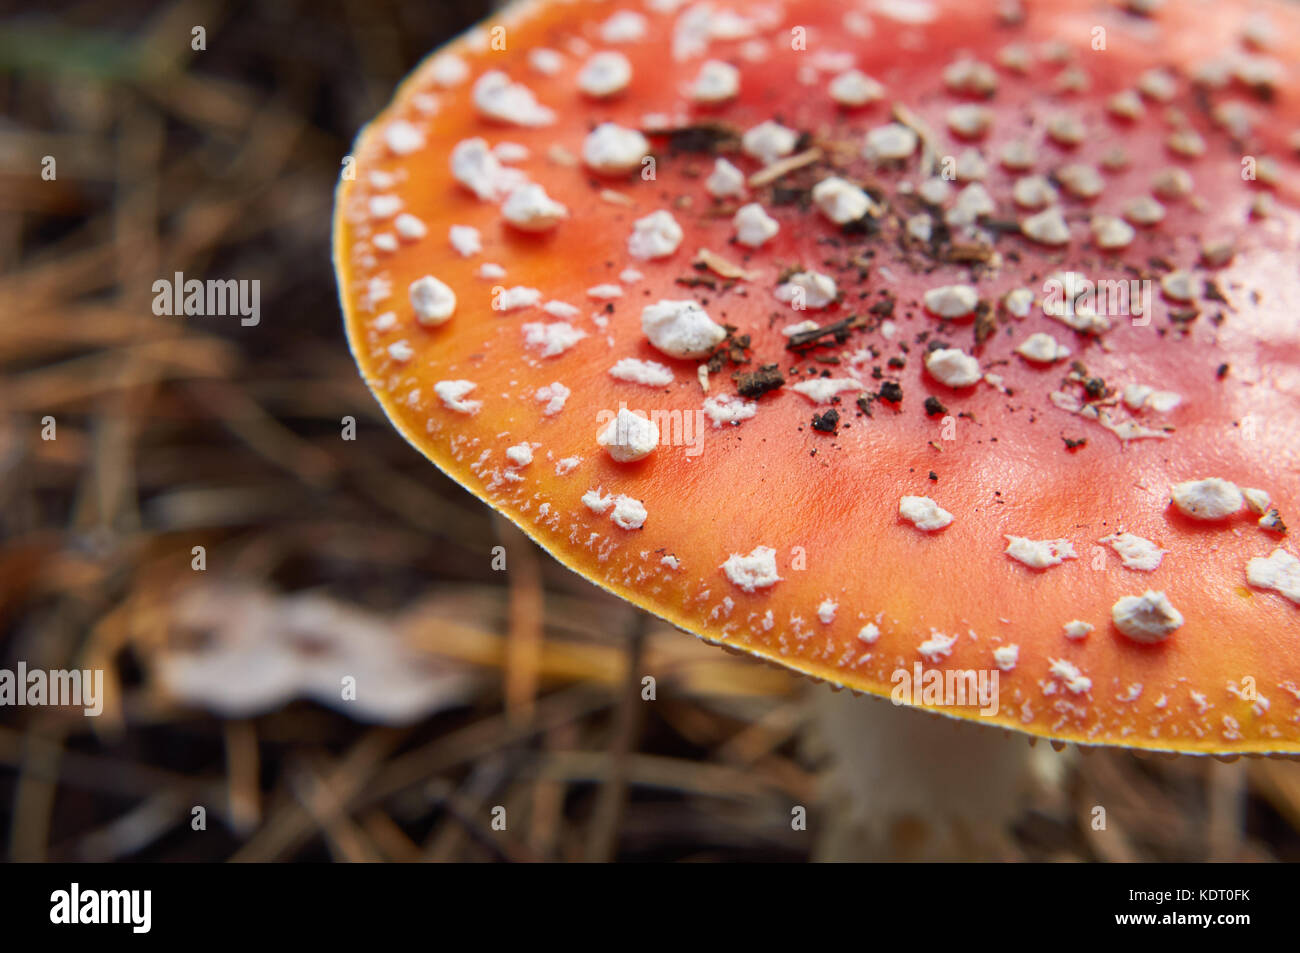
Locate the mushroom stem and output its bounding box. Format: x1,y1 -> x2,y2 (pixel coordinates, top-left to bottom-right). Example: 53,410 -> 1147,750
809,686 -> 1057,860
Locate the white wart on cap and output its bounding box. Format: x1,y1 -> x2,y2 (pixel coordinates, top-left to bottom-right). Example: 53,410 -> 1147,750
1112,591 -> 1184,643
410,275 -> 456,325
501,184 -> 568,231
582,123 -> 650,174
1171,478 -> 1244,519
925,347 -> 982,388
899,495 -> 954,531
923,284 -> 979,318
811,176 -> 876,225
628,210 -> 684,259
641,300 -> 726,358
598,407 -> 659,462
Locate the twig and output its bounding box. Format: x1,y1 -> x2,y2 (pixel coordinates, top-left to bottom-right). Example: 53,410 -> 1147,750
585,611 -> 648,862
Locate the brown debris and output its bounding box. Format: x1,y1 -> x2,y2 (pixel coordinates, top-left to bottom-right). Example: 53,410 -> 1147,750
732,363 -> 786,398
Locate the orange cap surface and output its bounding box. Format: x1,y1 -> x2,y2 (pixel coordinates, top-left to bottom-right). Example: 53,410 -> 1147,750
336,0 -> 1300,753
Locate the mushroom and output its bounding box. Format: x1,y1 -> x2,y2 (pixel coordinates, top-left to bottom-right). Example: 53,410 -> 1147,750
158,583 -> 481,723
335,0 -> 1300,856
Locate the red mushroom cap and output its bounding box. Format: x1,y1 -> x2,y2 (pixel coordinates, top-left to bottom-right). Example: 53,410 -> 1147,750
335,0 -> 1300,754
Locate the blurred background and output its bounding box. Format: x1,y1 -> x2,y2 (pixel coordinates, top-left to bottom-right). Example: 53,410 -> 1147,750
2,0 -> 1300,862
